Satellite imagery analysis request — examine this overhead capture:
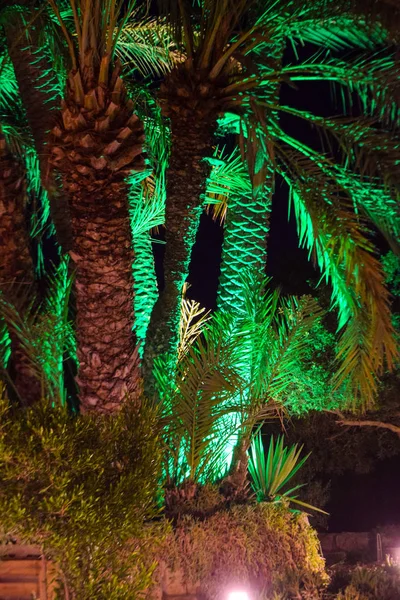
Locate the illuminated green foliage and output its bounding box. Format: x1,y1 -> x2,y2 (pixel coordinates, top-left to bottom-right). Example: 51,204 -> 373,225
0,1 -> 399,420
0,49 -> 53,269
0,257 -> 75,405
248,432 -> 327,513
155,272 -> 327,490
213,14 -> 400,407
128,88 -> 169,348
0,391 -> 163,599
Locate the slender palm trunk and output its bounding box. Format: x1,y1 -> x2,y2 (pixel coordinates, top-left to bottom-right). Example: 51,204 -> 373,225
0,133 -> 40,403
218,48 -> 283,488
143,116 -> 214,395
217,44 -> 282,312
217,175 -> 273,312
4,8 -> 72,251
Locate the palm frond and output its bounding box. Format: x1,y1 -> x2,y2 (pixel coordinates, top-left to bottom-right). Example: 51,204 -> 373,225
0,52 -> 20,113
277,151 -> 397,407
0,257 -> 75,405
178,286 -> 211,359
155,323 -> 243,485
272,105 -> 400,189
282,15 -> 387,52
276,129 -> 400,248
205,146 -> 252,221
128,85 -> 169,235
280,51 -> 400,126
261,295 -> 325,403
117,17 -> 179,77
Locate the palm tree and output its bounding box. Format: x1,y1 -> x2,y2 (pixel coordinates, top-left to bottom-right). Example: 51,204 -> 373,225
156,271 -> 323,507
0,49 -> 48,402
0,128 -> 40,403
46,0 -> 146,413
1,0 -> 73,250
142,0 -> 279,392
142,0 -> 400,403
153,0 -> 400,406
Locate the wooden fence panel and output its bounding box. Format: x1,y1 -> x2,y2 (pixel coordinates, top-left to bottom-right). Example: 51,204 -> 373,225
0,548 -> 57,600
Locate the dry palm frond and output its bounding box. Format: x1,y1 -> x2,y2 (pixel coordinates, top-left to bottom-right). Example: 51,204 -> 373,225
178,285 -> 211,359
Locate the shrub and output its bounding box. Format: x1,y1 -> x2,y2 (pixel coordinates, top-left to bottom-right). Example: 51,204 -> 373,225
331,565 -> 400,600
0,390 -> 165,599
149,497 -> 328,599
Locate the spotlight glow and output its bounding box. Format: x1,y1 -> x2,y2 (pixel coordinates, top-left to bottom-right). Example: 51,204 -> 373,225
228,591 -> 250,600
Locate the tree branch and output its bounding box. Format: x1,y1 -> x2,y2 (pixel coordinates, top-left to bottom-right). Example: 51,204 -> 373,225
333,412 -> 400,437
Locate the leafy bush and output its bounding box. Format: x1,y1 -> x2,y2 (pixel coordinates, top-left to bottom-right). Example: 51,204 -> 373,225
0,388 -> 165,599
148,500 -> 328,599
331,565 -> 400,600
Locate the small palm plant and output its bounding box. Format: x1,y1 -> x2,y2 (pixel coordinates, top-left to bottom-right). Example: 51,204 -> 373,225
248,432 -> 327,514
155,271 -> 329,513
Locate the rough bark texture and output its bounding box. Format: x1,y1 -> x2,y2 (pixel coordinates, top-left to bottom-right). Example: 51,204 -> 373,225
4,8 -> 73,251
0,134 -> 40,404
143,116 -> 214,397
50,66 -> 145,413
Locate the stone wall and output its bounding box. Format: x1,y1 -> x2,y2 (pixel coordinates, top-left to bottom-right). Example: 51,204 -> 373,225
319,527 -> 400,563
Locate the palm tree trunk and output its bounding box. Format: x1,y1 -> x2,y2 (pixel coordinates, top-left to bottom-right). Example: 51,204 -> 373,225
217,43 -> 282,312
143,116 -> 214,396
67,184 -> 141,413
50,64 -> 145,413
217,175 -> 273,313
4,7 -> 73,251
0,133 -> 40,404
218,47 -> 283,486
